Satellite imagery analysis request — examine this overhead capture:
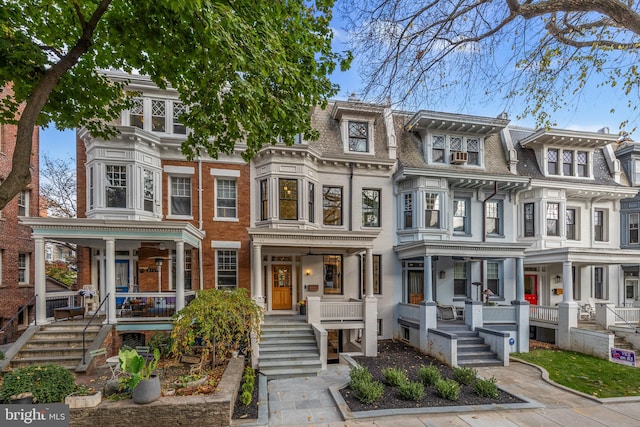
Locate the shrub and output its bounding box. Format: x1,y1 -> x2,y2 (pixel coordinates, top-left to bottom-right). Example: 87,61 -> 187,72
0,350 -> 4,360
240,390 -> 252,406
351,378 -> 384,404
382,367 -> 408,387
239,367 -> 255,406
435,378 -> 460,401
148,332 -> 173,357
474,377 -> 499,398
0,364 -> 75,403
398,380 -> 424,401
452,366 -> 477,386
349,365 -> 373,383
418,364 -> 441,386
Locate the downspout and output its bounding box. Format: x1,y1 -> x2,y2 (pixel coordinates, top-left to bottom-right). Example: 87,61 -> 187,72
481,181 -> 498,242
198,158 -> 204,291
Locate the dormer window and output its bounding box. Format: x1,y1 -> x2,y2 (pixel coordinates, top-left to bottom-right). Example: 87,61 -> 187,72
547,149 -> 559,175
428,134 -> 484,166
546,148 -> 591,177
130,98 -> 144,129
151,100 -> 166,132
348,121 -> 369,152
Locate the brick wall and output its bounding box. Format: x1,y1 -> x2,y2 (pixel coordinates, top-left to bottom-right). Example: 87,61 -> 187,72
0,85 -> 40,334
70,356 -> 244,427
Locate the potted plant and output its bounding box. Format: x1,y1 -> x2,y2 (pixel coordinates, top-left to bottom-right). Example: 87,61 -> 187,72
297,300 -> 306,315
118,347 -> 161,404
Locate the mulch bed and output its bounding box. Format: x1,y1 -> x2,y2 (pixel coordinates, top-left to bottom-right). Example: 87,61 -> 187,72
341,340 -> 524,412
232,377 -> 259,420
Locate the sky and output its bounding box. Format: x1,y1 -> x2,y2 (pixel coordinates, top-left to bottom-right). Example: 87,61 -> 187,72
39,8 -> 640,162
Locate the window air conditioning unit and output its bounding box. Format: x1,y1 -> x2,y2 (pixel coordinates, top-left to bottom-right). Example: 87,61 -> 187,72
451,151 -> 468,164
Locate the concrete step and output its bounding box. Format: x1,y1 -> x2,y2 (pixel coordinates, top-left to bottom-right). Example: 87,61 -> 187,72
31,330 -> 100,340
259,353 -> 320,362
259,344 -> 319,354
457,358 -> 503,367
14,347 -> 85,358
261,330 -> 315,339
457,336 -> 484,345
457,350 -> 497,360
458,344 -> 491,353
23,338 -> 87,349
10,355 -> 80,370
259,358 -> 322,369
259,366 -> 320,379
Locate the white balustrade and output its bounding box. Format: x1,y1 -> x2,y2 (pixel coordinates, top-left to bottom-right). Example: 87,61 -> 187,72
320,301 -> 363,321
529,305 -> 559,323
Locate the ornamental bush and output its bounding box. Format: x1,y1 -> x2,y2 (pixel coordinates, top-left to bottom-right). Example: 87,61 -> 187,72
452,366 -> 477,386
0,364 -> 75,403
418,364 -> 441,386
474,376 -> 499,398
382,367 -> 408,387
398,380 -> 424,401
435,378 -> 460,401
351,377 -> 384,404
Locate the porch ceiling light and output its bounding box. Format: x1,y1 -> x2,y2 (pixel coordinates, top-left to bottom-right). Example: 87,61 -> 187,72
305,269 -> 311,276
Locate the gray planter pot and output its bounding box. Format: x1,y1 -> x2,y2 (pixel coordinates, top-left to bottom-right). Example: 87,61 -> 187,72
132,375 -> 161,404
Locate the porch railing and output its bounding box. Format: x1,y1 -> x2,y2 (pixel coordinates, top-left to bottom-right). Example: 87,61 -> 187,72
398,303 -> 420,322
45,291 -> 78,318
529,305 -> 559,323
320,301 -> 363,321
115,291 -> 196,318
613,307 -> 640,324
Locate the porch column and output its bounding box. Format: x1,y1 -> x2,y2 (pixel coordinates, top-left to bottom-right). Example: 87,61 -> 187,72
515,257 -> 525,302
364,248 -> 374,298
175,240 -> 185,312
423,255 -> 433,303
105,238 -> 117,323
558,260 -> 577,349
562,261 -> 573,302
252,243 -> 265,307
34,236 -> 48,325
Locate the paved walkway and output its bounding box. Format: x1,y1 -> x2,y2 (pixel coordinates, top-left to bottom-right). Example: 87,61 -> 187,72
242,360 -> 640,427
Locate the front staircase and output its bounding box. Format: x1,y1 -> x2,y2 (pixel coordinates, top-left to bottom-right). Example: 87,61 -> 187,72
9,321 -> 103,370
258,316 -> 322,379
437,322 -> 503,367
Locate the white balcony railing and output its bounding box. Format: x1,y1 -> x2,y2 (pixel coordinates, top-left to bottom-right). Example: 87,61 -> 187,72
320,301 -> 363,321
529,305 -> 559,323
614,307 -> 640,324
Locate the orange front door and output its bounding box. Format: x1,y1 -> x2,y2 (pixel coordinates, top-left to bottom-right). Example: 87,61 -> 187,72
272,265 -> 292,310
524,274 -> 538,305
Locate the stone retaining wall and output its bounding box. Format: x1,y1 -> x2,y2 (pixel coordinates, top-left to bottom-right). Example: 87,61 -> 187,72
70,357 -> 244,427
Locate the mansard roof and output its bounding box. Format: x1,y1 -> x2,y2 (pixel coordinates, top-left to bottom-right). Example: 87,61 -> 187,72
394,113 -> 515,177
507,127 -> 629,187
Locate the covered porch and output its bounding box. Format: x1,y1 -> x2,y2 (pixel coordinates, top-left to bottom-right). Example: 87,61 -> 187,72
248,228 -> 379,356
21,217 -> 204,325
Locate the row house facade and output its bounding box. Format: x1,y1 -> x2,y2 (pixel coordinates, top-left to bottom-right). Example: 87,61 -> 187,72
505,127 -> 639,346
0,84 -> 40,342
19,72 -> 640,363
23,72 -> 252,335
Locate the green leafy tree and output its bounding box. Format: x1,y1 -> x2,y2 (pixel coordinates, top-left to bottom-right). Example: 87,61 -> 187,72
0,0 -> 350,210
340,0 -> 640,130
171,288 -> 262,371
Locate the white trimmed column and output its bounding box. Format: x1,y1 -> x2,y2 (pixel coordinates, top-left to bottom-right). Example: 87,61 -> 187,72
105,238 -> 117,323
176,240 -> 185,311
252,243 -> 265,307
34,237 -> 48,325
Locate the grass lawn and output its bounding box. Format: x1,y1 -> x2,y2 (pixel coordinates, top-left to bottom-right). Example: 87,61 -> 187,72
512,349 -> 640,398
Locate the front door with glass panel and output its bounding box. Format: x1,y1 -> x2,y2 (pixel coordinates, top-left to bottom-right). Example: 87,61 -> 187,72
625,278 -> 638,306
524,274 -> 538,305
272,265 -> 292,310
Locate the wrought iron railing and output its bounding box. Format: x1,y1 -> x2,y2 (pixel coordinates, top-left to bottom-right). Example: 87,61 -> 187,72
0,295 -> 36,344
82,293 -> 109,364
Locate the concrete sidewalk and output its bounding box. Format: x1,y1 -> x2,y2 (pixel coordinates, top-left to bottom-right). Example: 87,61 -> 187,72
241,360 -> 640,427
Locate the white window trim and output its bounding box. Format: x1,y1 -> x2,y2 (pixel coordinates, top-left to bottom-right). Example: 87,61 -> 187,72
167,174 -> 193,220
124,96 -> 188,136
339,116 -> 375,156
213,177 -> 238,222
18,190 -> 29,217
215,248 -> 239,290
426,133 -> 485,167
545,147 -> 593,178
211,241 -> 242,249
18,253 -> 29,285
